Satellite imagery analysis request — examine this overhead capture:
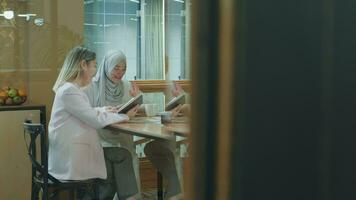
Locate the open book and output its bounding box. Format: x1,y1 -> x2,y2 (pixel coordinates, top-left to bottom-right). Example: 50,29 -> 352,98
117,93 -> 143,114
165,93 -> 185,111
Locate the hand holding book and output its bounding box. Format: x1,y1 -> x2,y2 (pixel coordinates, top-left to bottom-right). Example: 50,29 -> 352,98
117,93 -> 143,114
165,93 -> 185,111
171,104 -> 183,117
126,105 -> 139,119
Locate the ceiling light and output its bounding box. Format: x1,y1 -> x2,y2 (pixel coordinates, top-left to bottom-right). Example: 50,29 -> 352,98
84,0 -> 95,5
129,0 -> 140,3
34,18 -> 44,26
1,10 -> 15,19
173,0 -> 184,3
18,13 -> 37,21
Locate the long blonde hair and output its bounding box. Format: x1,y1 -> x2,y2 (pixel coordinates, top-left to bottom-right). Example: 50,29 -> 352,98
52,46 -> 96,92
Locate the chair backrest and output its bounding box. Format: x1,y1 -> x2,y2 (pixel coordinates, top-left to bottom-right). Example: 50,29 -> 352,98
23,122 -> 60,184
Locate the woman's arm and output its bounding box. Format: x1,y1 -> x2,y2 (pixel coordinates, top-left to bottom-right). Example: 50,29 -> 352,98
61,89 -> 128,129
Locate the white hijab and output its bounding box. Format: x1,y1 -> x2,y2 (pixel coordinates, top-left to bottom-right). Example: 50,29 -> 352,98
91,50 -> 127,107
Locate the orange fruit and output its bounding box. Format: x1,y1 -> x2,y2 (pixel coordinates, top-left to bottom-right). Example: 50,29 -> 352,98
18,89 -> 27,97
0,90 -> 8,99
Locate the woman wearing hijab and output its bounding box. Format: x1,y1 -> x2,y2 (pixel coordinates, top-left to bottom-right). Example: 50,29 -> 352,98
84,50 -> 140,200
48,46 -> 137,199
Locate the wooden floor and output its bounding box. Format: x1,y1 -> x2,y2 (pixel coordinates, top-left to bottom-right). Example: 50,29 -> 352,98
140,157 -> 161,200
140,157 -> 189,200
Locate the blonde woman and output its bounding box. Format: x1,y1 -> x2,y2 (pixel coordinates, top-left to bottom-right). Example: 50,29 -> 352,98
48,46 -> 137,200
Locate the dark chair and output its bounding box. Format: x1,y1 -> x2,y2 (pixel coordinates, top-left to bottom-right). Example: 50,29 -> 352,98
23,122 -> 100,200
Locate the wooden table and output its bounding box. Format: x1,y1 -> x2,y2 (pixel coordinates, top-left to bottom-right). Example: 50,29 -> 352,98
108,122 -> 175,140
108,116 -> 190,139
164,123 -> 189,137
107,116 -> 189,200
0,104 -> 46,125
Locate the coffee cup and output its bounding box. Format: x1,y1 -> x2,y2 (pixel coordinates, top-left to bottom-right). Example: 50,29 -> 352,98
159,111 -> 172,124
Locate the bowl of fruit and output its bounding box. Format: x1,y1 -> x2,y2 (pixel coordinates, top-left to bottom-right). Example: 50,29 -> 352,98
0,87 -> 27,106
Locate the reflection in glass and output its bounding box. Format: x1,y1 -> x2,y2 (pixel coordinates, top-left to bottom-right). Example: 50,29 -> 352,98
165,0 -> 190,80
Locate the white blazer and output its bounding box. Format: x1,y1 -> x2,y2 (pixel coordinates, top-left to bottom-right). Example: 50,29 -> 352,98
48,82 -> 129,180
84,80 -> 134,150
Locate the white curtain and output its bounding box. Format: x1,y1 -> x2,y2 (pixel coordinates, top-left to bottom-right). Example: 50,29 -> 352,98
140,0 -> 164,79
139,0 -> 165,117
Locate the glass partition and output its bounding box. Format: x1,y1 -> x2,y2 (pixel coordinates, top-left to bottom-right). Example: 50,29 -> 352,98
0,0 -> 84,198
1,1 -> 191,198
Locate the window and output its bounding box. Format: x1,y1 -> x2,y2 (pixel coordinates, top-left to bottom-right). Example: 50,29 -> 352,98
84,0 -> 190,80
84,0 -> 140,80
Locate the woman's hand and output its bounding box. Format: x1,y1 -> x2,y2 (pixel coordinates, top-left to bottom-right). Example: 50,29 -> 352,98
180,104 -> 191,117
129,81 -> 141,97
105,106 -> 119,113
171,104 -> 183,117
126,105 -> 139,119
171,82 -> 184,97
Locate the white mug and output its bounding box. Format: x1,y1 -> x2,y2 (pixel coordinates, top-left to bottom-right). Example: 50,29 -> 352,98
159,111 -> 172,123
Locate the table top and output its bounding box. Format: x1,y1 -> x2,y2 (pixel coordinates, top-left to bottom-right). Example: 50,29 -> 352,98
108,116 -> 190,140
164,123 -> 189,137
108,123 -> 175,140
